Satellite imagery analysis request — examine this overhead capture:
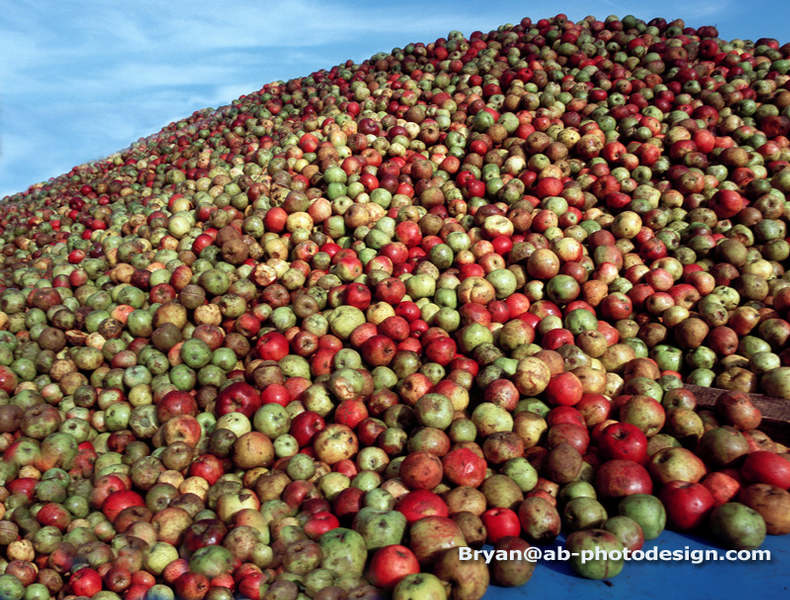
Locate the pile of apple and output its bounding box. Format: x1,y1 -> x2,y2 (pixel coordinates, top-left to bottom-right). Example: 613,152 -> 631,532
0,12 -> 790,600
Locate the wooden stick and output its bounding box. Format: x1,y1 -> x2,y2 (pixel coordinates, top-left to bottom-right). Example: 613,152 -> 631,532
683,384 -> 790,444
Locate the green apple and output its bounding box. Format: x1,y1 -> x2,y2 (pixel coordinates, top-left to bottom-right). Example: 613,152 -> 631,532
458,323 -> 494,353
352,508 -> 406,550
328,306 -> 366,339
563,497 -> 608,532
709,502 -> 767,550
566,529 -> 625,580
558,481 -> 598,505
618,494 -> 666,540
502,457 -> 538,492
143,542 -> 179,574
486,269 -> 518,299
604,516 -> 645,552
189,545 -> 235,578
393,573 -> 446,600
320,528 -> 367,576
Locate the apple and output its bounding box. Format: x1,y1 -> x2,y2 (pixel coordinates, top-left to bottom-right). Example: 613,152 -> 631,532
618,494 -> 666,540
738,484 -> 790,535
557,481 -> 597,506
563,497 -> 608,532
545,372 -> 584,406
352,508 -> 407,550
565,529 -> 625,580
514,411 -> 548,449
304,511 -> 340,539
367,545 -> 420,589
481,507 -> 521,543
375,278 -> 407,304
595,459 -> 653,498
396,490 -> 449,523
289,411 -> 325,447
457,322 -> 494,354
361,334 -> 397,367
102,490 -> 145,522
716,391 -> 762,430
599,422 -> 648,464
603,516 -> 644,551
434,546 -> 490,600
648,447 -> 707,485
619,395 -> 666,437
660,481 -> 715,531
481,537 -> 533,587
543,442 -> 583,484
698,426 -> 750,467
181,519 -> 228,556
70,568 -> 103,597
741,451 -> 790,489
701,470 -> 742,506
313,424 -> 358,465
408,516 -> 467,565
320,527 -> 367,577
518,497 -> 561,543
446,448 -> 488,488
216,381 -> 262,417
393,573 -> 447,600
173,572 -> 209,600
708,503 -> 767,550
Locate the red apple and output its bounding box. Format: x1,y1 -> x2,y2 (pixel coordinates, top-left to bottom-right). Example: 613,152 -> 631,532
660,481 -> 715,530
595,459 -> 653,498
741,451 -> 790,490
367,545 -> 420,588
701,470 -> 742,506
599,422 -> 648,464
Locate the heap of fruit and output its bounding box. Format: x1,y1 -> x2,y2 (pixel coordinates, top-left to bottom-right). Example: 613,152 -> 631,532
1,12 -> 790,600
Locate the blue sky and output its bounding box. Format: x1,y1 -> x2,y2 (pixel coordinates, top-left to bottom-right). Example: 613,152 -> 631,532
2,0 -> 789,198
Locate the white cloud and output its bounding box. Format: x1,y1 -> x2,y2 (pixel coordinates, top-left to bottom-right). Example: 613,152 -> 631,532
2,1 -> 519,195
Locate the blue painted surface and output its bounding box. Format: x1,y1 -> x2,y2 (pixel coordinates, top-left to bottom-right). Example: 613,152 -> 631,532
485,531 -> 790,600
